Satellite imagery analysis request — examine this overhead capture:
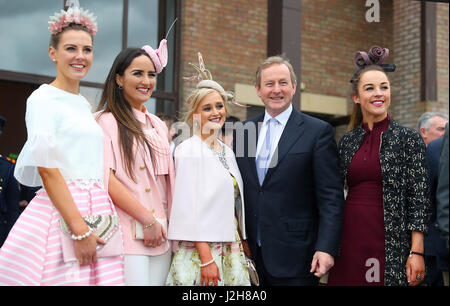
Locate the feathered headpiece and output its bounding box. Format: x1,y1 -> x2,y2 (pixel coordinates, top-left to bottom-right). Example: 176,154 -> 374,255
350,46 -> 396,83
183,52 -> 247,107
142,19 -> 177,74
48,0 -> 98,36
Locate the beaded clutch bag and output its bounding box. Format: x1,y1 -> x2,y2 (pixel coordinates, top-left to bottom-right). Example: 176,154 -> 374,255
59,214 -> 123,263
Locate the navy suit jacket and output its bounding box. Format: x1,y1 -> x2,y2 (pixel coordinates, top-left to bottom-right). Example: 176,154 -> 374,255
0,156 -> 20,247
233,108 -> 345,279
426,137 -> 448,271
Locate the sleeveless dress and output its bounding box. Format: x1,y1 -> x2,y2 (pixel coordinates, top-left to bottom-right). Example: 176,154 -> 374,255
328,116 -> 389,286
0,84 -> 124,286
166,142 -> 250,286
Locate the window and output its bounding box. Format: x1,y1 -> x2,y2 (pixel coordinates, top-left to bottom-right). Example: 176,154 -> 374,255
0,0 -> 61,77
0,0 -> 179,115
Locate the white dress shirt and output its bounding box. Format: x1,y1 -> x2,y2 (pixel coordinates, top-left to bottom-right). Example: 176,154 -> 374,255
255,104 -> 293,164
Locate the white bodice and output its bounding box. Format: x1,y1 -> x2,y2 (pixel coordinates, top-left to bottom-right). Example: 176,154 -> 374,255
14,84 -> 104,189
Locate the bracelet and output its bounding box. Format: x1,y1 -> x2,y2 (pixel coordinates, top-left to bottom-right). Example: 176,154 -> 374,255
200,258 -> 216,268
409,251 -> 425,258
144,219 -> 157,230
71,227 -> 93,241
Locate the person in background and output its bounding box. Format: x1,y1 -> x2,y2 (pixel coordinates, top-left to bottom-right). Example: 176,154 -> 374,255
0,0 -> 125,285
422,114 -> 448,286
418,112 -> 448,146
436,123 -> 449,285
328,46 -> 431,286
95,44 -> 175,286
0,117 -> 20,248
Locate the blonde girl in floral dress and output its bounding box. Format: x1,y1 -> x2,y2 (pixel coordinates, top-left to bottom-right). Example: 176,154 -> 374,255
166,54 -> 250,286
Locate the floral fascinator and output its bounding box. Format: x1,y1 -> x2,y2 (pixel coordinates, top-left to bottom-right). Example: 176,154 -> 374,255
142,19 -> 177,74
350,46 -> 396,83
183,52 -> 248,107
48,0 -> 98,36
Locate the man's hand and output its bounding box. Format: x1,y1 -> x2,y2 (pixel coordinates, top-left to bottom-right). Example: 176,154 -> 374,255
310,251 -> 334,278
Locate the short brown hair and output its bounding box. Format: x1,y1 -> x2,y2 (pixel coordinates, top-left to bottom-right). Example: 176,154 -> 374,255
255,55 -> 297,88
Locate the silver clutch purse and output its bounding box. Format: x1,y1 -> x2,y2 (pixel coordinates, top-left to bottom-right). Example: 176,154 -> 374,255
244,256 -> 260,286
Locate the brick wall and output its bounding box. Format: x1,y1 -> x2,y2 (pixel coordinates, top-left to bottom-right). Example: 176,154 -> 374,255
390,0 -> 422,128
178,0 -> 448,133
301,0 -> 393,99
391,1 -> 449,129
301,0 -> 392,139
436,2 -> 449,116
179,0 -> 267,121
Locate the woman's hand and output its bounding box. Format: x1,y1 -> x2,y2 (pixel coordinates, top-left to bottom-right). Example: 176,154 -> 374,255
73,233 -> 105,266
200,261 -> 221,286
143,220 -> 166,248
406,253 -> 425,286
195,242 -> 221,286
407,232 -> 426,286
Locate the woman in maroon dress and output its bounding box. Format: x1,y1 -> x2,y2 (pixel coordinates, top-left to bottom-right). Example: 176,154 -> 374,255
327,46 -> 431,286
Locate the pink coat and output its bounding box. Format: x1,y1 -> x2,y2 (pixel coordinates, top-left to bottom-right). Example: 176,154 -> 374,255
95,109 -> 175,256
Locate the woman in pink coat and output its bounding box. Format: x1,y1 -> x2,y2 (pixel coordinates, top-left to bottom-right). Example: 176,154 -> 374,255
95,45 -> 175,285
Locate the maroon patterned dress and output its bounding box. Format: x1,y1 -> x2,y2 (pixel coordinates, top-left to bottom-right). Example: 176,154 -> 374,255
328,116 -> 390,286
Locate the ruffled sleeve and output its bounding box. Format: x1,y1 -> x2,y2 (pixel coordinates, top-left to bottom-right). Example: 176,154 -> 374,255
14,93 -> 66,187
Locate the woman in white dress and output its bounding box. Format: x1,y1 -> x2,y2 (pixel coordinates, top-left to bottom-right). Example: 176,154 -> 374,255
0,1 -> 124,285
166,53 -> 250,286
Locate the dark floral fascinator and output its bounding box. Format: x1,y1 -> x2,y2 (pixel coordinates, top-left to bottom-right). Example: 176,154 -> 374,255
183,52 -> 248,108
350,46 -> 396,83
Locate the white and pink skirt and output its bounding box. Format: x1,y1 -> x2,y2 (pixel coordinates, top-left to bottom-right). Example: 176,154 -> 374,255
0,183 -> 124,286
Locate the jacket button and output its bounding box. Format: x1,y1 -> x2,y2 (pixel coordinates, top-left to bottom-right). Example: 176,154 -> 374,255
145,188 -> 150,193
140,166 -> 146,170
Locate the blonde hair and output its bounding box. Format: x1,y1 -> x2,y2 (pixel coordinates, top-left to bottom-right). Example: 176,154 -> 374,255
184,87 -> 228,129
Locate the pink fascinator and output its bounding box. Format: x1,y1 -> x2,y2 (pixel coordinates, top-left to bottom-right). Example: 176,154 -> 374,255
184,52 -> 248,108
48,0 -> 98,36
142,19 -> 177,74
142,40 -> 168,74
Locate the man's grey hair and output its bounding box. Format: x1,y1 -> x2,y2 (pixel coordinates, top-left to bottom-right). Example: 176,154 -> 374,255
418,112 -> 449,130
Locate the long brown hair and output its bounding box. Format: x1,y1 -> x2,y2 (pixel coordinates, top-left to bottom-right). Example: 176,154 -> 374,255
96,48 -> 157,182
347,65 -> 389,131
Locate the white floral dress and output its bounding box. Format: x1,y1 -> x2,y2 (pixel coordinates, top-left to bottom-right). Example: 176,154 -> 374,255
165,220 -> 250,286
166,149 -> 250,286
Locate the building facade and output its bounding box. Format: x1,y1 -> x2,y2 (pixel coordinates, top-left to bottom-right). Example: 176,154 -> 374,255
0,0 -> 448,155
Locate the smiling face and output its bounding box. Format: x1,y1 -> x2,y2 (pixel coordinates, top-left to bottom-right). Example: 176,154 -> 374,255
353,70 -> 391,124
49,29 -> 93,81
115,55 -> 156,110
256,63 -> 297,118
193,91 -> 227,137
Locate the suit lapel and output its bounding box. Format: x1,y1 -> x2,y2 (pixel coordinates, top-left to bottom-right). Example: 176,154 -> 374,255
247,114 -> 264,186
263,109 -> 304,185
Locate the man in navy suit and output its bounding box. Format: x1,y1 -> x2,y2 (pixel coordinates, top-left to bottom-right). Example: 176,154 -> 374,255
425,123 -> 449,286
233,56 -> 345,285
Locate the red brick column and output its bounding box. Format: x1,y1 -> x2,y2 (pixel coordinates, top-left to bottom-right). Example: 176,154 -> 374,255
179,0 -> 267,120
